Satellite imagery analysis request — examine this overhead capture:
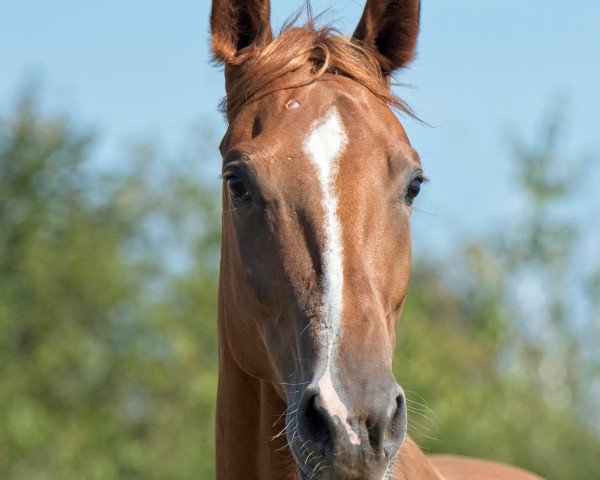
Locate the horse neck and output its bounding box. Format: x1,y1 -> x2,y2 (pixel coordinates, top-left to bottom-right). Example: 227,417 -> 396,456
216,299 -> 298,480
394,437 -> 446,480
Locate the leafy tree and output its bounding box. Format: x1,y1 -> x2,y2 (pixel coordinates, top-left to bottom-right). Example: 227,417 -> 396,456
0,90 -> 220,479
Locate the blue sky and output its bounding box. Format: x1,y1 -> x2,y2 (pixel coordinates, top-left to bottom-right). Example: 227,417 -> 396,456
1,0 -> 599,256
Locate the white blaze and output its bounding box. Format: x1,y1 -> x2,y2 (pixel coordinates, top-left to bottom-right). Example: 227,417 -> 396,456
303,108 -> 360,445
304,108 -> 346,359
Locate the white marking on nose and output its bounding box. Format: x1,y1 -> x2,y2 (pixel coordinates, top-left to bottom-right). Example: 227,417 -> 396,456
304,108 -> 360,445
316,370 -> 361,445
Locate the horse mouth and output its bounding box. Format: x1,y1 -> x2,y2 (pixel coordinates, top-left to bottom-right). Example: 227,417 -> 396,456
292,441 -> 394,480
298,470 -> 312,480
289,431 -> 329,479
297,463 -> 325,480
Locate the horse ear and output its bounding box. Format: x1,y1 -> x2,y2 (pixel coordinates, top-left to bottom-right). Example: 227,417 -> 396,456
210,0 -> 272,65
353,0 -> 421,74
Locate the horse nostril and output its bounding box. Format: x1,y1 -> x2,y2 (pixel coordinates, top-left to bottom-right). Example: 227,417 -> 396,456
385,390 -> 408,447
366,416 -> 381,450
298,389 -> 333,454
366,389 -> 407,452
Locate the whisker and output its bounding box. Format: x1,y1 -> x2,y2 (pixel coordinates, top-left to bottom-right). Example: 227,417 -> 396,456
277,381 -> 310,386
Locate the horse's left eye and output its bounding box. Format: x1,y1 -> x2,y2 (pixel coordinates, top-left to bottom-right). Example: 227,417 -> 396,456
227,175 -> 248,199
406,178 -> 423,205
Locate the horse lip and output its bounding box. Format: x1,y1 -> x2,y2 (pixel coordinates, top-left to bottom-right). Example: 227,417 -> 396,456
292,441 -> 327,479
299,470 -> 310,480
298,463 -> 322,480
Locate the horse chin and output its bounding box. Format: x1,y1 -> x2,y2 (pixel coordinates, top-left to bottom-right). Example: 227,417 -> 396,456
298,468 -> 315,480
291,438 -> 393,480
296,462 -> 392,480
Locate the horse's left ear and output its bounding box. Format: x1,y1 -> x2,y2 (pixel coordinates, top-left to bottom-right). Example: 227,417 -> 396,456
210,0 -> 272,65
353,0 -> 421,74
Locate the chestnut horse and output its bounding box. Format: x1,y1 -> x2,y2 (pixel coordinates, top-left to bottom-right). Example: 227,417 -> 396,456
211,1 -> 545,479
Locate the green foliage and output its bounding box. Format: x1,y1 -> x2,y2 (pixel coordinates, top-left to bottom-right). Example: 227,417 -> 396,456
0,91 -> 598,479
0,92 -> 219,479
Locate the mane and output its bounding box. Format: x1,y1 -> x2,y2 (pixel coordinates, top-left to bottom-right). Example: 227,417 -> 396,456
218,18 -> 415,123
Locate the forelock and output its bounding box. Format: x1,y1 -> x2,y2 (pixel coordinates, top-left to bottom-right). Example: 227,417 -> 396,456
219,16 -> 414,123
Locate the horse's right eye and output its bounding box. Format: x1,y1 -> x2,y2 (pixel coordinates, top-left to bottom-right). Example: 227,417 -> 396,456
405,177 -> 423,206
227,176 -> 248,198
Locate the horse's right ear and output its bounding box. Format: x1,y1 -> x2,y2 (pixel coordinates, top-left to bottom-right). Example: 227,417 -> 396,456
353,0 -> 421,75
210,0 -> 272,65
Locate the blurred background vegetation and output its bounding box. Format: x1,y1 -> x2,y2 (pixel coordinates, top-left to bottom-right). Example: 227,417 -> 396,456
1,86 -> 599,480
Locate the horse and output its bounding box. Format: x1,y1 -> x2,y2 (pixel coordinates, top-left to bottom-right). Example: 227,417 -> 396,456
210,1 -> 546,479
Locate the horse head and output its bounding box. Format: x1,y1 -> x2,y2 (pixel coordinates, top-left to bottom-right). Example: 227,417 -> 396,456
212,1 -> 422,478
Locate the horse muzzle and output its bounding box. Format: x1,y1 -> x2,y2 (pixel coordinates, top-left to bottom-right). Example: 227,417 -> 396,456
292,377 -> 407,479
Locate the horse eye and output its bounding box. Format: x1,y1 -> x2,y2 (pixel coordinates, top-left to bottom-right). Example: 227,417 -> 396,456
227,176 -> 248,199
406,178 -> 423,205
